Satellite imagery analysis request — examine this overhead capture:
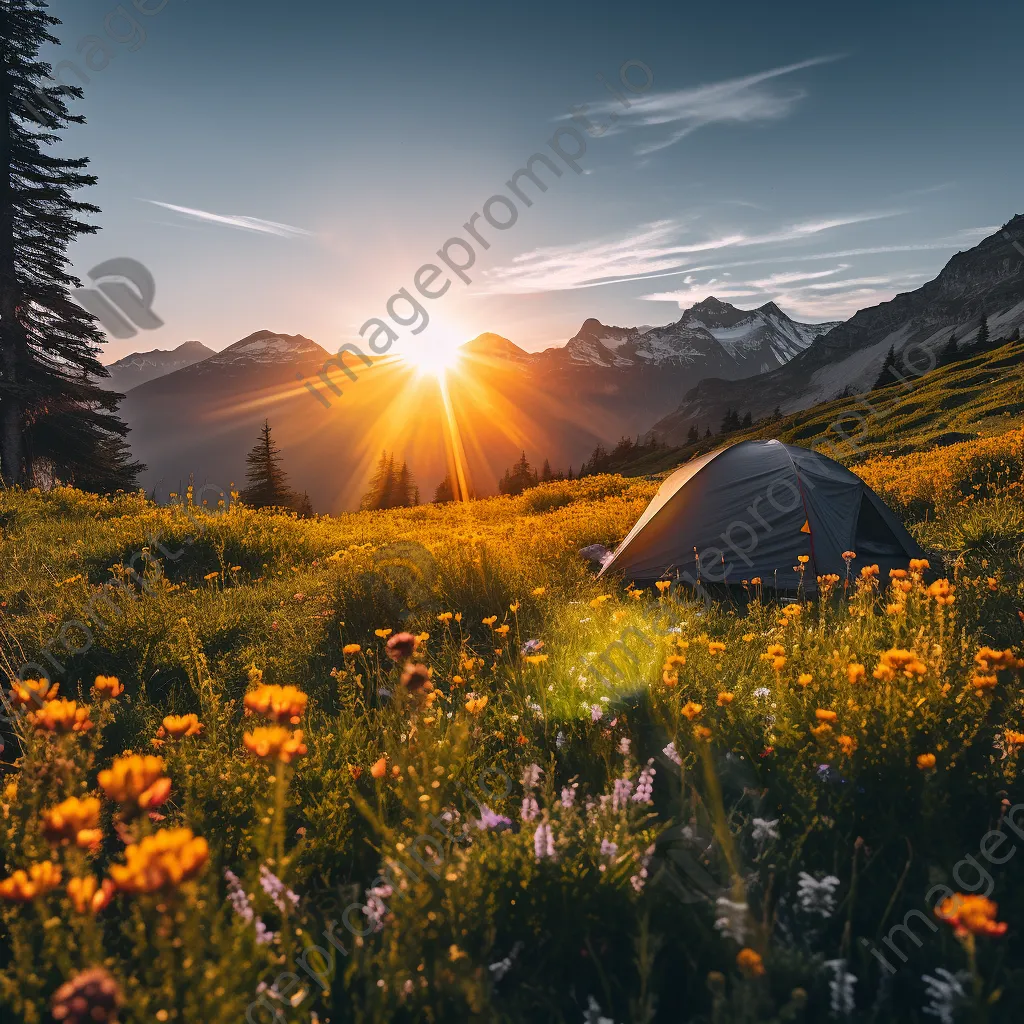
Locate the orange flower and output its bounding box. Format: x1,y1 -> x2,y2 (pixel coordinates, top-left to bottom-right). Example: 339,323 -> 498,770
838,734 -> 858,756
708,641 -> 727,655
109,828 -> 209,893
92,675 -> 124,699
847,663 -> 866,684
926,579 -> 955,606
243,726 -> 307,764
655,581 -> 671,593
342,643 -> 362,655
482,616 -> 497,627
798,673 -> 813,688
987,577 -> 998,592
67,875 -> 115,914
0,861 -> 62,902
797,555 -> 810,565
41,796 -> 101,846
736,947 -> 765,977
531,587 -> 546,596
909,558 -> 930,573
375,628 -> 393,638
681,701 -> 703,721
815,709 -> 838,723
162,714 -> 202,738
934,893 -> 1007,939
917,753 -> 936,770
971,673 -> 998,694
717,692 -> 734,706
589,595 -> 613,608
465,696 -> 489,715
243,684 -> 307,724
873,649 -> 927,682
842,551 -> 857,562
860,564 -> 879,580
661,670 -> 678,687
28,698 -> 93,734
370,757 -> 387,779
494,624 -> 510,637
693,725 -> 712,742
9,678 -> 59,708
1005,729 -> 1024,749
524,654 -> 549,665
98,755 -> 171,812
810,723 -> 833,739
975,646 -> 1024,672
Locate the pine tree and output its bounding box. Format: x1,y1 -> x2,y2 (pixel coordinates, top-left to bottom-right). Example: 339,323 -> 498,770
704,427 -> 712,439
976,315 -> 989,349
0,1 -> 141,489
687,423 -> 699,444
741,411 -> 752,428
295,492 -> 314,518
939,328 -> 959,365
541,458 -> 552,482
433,473 -> 455,503
873,345 -> 898,390
241,421 -> 294,509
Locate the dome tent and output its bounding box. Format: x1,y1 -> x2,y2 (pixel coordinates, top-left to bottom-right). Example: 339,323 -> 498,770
599,440 -> 924,592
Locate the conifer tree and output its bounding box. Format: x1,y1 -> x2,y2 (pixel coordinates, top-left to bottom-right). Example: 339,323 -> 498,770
433,473 -> 455,503
976,315 -> 989,349
704,426 -> 712,439
541,458 -> 552,482
241,421 -> 294,509
939,328 -> 959,365
0,0 -> 141,489
687,423 -> 699,444
872,345 -> 898,390
741,411 -> 753,429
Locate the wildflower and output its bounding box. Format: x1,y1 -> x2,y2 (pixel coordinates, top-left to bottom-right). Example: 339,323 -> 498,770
630,843 -> 655,893
927,579 -> 955,605
203,571 -> 219,581
874,649 -> 927,682
736,948 -> 765,978
532,586 -> 546,596
847,663 -> 866,684
715,897 -> 748,943
475,806 -> 513,831
109,828 -> 209,893
243,684 -> 307,724
975,646 -> 1024,672
824,959 -> 857,1017
399,662 -> 432,693
612,777 -> 634,811
98,755 -> 171,812
751,818 -> 780,844
0,861 -> 62,902
9,677 -> 59,708
815,709 -> 838,723
987,577 -> 998,592
50,967 -> 121,1024
375,628 -> 393,638
533,822 -> 556,860
1005,729 -> 1024,749
796,872 -> 840,917
633,761 -> 656,803
909,558 -> 929,572
798,673 -> 813,688
28,699 -> 93,734
560,785 -> 575,807
681,701 -> 703,721
482,616 -> 497,626
717,691 -> 735,706
708,641 -> 726,655
917,753 -> 937,770
370,757 -> 387,779
342,643 -> 361,655
162,714 -> 202,738
243,726 -> 308,764
589,594 -> 612,608
555,730 -> 566,750
810,723 -> 833,739
921,967 -> 967,1024
838,734 -> 858,755
465,696 -> 488,715
599,838 -> 618,860
521,796 -> 539,822
655,580 -> 672,593
521,638 -> 545,655
41,796 -> 101,847
934,893 -> 1007,938
385,632 -> 418,662
92,675 -> 123,699
363,882 -> 391,932
66,875 -> 115,915
495,624 -> 510,637
590,704 -> 603,722
752,687 -> 771,700
860,564 -> 879,580
971,673 -> 998,694
524,653 -> 548,665
663,741 -> 682,766
259,864 -> 300,914
693,725 -> 712,741
522,763 -> 543,790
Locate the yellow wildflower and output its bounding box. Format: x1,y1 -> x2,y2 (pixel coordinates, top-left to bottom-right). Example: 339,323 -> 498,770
92,675 -> 124,699
243,684 -> 307,724
162,714 -> 202,739
98,755 -> 171,812
243,726 -> 307,764
109,828 -> 209,893
41,796 -> 101,846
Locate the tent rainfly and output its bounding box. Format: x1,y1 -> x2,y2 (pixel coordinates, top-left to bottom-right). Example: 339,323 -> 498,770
599,439 -> 925,592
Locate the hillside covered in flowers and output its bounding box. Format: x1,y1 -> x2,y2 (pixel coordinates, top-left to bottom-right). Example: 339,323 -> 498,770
1,423 -> 1024,1023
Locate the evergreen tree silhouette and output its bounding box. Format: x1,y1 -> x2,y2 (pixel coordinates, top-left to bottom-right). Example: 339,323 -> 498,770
939,328 -> 959,365
704,427 -> 712,439
976,315 -> 989,349
241,421 -> 293,509
873,345 -> 899,390
0,3 -> 141,489
741,411 -> 753,429
687,423 -> 699,443
433,473 -> 455,503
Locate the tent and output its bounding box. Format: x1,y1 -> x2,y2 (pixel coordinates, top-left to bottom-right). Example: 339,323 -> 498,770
599,439 -> 924,592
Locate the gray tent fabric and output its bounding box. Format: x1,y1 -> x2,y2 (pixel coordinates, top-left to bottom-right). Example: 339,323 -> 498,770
599,439 -> 924,592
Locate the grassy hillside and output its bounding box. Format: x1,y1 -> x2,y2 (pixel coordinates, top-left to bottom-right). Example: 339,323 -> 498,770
1,415 -> 1023,1021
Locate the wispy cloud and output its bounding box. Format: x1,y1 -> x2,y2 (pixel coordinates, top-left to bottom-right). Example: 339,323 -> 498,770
583,55 -> 844,155
482,211 -> 904,295
145,200 -> 312,238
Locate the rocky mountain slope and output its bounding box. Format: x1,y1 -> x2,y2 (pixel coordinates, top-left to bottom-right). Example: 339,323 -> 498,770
100,340 -> 214,392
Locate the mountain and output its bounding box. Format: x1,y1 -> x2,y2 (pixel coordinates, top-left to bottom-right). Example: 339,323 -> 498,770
648,217 -> 1024,443
101,340 -> 214,392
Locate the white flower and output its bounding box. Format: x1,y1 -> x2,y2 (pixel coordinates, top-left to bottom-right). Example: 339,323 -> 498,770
796,871 -> 841,918
752,687 -> 771,700
751,818 -> 780,845
556,730 -> 566,749
533,822 -> 556,861
583,995 -> 614,1024
713,897 -> 748,943
922,968 -> 967,1024
617,737 -> 631,755
824,958 -> 857,1016
662,742 -> 682,766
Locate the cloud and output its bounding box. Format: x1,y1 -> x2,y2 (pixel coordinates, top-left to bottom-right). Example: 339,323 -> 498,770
482,211 -> 904,295
582,55 -> 844,155
144,200 -> 312,238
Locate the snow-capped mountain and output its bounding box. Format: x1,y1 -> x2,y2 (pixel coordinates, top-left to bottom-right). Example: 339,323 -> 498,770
196,331 -> 327,372
101,340 -> 214,392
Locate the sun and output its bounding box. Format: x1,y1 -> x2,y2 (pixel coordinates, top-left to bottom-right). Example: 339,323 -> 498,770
401,338 -> 463,378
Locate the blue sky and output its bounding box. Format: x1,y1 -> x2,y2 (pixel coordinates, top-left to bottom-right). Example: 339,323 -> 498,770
46,0 -> 1024,362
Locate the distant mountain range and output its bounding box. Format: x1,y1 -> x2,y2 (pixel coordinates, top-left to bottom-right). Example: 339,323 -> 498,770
649,216 -> 1024,444
109,215 -> 1024,510
101,340 -> 214,393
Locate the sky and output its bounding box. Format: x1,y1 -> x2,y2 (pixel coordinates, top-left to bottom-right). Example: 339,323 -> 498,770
43,0 -> 1024,363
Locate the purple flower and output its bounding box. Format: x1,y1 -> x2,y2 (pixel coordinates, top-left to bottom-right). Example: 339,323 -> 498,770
521,639 -> 545,656
590,704 -> 603,722
533,822 -> 556,861
560,785 -> 576,808
662,742 -> 682,766
259,864 -> 299,914
630,843 -> 656,892
521,796 -> 540,822
633,761 -> 655,804
599,838 -> 618,860
612,777 -> 633,812
475,805 -> 512,831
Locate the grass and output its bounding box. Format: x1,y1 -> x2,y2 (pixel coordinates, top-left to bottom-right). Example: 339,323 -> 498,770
1,391 -> 1024,1021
